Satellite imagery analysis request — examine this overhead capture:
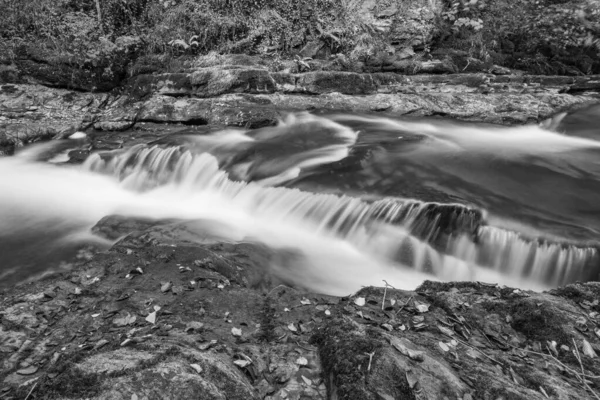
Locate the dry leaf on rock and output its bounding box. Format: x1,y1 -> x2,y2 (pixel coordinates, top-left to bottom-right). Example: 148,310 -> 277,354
145,311 -> 157,324
296,357 -> 308,366
354,297 -> 366,307
190,363 -> 203,374
234,359 -> 252,368
160,282 -> 172,293
114,314 -> 137,327
438,325 -> 455,337
582,339 -> 597,358
414,301 -> 429,313
301,376 -> 312,385
389,336 -> 424,361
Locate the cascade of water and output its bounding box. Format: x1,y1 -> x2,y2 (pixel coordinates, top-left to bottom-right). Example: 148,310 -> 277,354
83,144 -> 599,287
447,226 -> 600,285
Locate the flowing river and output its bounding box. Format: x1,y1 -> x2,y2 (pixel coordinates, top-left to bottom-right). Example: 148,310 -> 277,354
1,107 -> 600,295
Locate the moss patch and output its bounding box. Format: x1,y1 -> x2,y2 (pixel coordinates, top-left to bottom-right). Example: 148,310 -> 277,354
509,300 -> 571,345
311,317 -> 384,400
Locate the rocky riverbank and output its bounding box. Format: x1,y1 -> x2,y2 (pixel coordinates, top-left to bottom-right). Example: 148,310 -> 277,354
1,216 -> 600,399
2,57 -> 600,156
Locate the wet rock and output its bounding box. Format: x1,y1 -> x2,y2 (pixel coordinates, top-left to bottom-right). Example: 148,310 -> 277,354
294,71 -> 377,95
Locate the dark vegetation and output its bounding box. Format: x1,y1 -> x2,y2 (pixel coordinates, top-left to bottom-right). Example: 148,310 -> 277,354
311,317 -> 386,400
0,0 -> 599,89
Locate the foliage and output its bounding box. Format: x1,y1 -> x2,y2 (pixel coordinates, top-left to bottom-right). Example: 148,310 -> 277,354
435,0 -> 600,73
0,0 -> 598,76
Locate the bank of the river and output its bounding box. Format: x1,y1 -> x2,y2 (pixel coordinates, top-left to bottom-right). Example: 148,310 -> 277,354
1,216 -> 599,399
2,57 -> 600,157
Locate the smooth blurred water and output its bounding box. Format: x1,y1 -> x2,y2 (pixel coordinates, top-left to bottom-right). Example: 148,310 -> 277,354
1,108 -> 599,294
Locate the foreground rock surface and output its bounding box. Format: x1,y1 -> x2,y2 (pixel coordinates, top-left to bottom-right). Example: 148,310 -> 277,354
1,218 -> 600,399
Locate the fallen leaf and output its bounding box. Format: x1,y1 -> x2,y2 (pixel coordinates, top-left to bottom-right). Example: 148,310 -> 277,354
16,366 -> 38,375
389,337 -> 424,361
439,342 -> 450,352
582,339 -> 597,358
233,359 -> 251,368
145,311 -> 157,324
288,323 -> 298,332
414,301 -> 429,313
438,325 -> 455,337
231,327 -> 242,337
185,321 -> 204,332
300,298 -> 311,305
354,297 -> 366,307
114,314 -> 137,327
301,375 -> 312,386
161,282 -> 172,293
190,363 -> 203,374
296,357 -> 308,366
198,340 -> 217,350
324,310 -> 331,316
94,339 -> 109,350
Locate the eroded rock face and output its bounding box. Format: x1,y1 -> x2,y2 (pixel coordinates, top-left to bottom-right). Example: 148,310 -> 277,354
1,218 -> 599,400
1,68 -> 599,154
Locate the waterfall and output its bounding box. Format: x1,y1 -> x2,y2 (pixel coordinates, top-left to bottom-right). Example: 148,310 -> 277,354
83,144 -> 600,287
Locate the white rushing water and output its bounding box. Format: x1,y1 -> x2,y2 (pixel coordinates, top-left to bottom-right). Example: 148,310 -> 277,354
1,113 -> 599,294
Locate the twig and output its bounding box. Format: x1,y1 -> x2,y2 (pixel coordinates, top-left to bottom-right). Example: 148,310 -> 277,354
366,351 -> 375,372
395,296 -> 413,316
24,382 -> 37,400
572,338 -> 600,400
573,338 -> 586,377
381,280 -> 395,311
525,345 -> 600,380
